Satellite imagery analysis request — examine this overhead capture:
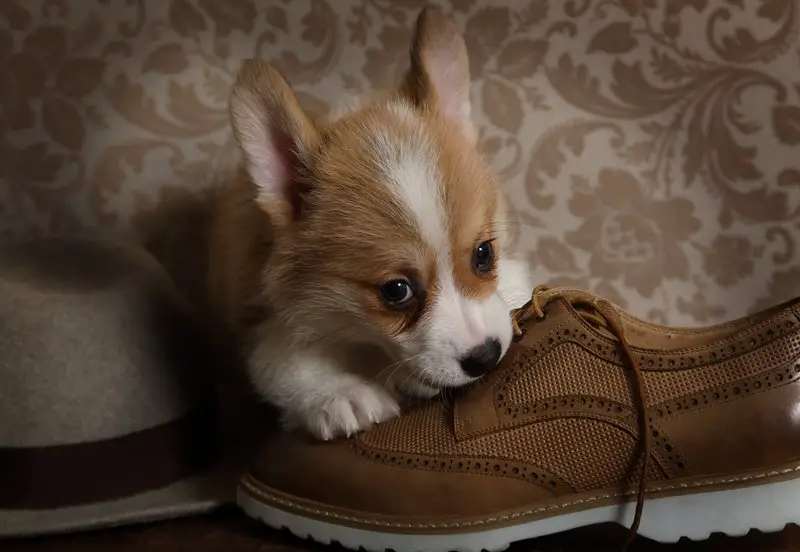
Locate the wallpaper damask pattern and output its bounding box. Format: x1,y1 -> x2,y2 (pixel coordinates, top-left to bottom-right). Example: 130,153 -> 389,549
1,0 -> 799,325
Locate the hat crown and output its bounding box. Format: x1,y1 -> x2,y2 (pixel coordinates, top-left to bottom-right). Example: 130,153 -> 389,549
0,236 -> 215,447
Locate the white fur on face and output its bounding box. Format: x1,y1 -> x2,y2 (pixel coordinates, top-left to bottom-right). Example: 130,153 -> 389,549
371,101 -> 521,391
412,271 -> 515,389
496,257 -> 534,309
373,101 -> 448,249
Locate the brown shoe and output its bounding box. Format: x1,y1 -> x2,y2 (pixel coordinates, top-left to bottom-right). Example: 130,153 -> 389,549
237,286 -> 800,552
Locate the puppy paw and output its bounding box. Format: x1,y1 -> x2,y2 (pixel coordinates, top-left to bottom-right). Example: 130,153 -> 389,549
283,381 -> 401,440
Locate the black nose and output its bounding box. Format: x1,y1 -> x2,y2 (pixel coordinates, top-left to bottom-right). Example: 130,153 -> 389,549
459,338 -> 503,378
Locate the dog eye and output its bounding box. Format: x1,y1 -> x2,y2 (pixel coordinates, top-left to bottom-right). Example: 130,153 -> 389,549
379,279 -> 414,308
472,240 -> 494,274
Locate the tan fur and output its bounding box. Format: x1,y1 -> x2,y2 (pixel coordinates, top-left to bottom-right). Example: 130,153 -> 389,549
206,5 -> 530,440
207,166 -> 272,339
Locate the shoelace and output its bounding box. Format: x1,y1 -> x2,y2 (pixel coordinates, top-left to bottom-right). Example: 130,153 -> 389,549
511,285 -> 651,550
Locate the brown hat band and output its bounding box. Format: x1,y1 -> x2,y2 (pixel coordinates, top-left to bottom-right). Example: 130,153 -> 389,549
0,399 -> 221,510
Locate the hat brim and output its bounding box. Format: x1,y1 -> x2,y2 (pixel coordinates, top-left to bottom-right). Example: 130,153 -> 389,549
0,449 -> 243,538
0,386 -> 275,538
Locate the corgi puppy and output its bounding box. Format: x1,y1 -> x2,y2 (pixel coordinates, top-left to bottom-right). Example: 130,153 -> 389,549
207,5 -> 532,440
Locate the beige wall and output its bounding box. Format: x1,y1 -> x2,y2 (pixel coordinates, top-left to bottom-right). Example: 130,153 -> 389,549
1,0 -> 799,324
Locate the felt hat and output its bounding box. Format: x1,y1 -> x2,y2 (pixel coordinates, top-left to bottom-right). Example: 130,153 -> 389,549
0,234 -> 255,537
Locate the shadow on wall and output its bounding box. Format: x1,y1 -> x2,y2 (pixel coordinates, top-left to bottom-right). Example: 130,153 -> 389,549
0,0 -> 340,314
137,189 -> 215,310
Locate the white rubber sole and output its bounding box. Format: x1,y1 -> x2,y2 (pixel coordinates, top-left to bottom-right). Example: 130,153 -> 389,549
237,473 -> 800,552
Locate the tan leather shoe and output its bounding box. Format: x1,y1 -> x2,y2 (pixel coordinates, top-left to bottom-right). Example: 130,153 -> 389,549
237,286 -> 800,552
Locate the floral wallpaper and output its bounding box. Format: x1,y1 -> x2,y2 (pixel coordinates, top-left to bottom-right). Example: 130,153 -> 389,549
1,0 -> 799,325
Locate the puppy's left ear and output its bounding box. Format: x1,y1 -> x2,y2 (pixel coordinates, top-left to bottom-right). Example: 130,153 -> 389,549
402,6 -> 475,143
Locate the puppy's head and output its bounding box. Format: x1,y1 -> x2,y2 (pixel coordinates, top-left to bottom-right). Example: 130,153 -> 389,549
230,6 -> 520,394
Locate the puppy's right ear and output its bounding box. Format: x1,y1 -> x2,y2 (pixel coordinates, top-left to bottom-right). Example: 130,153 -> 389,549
402,6 -> 475,144
229,59 -> 318,228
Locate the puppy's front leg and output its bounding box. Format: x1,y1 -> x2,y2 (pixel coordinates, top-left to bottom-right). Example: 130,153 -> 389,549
248,336 -> 401,440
